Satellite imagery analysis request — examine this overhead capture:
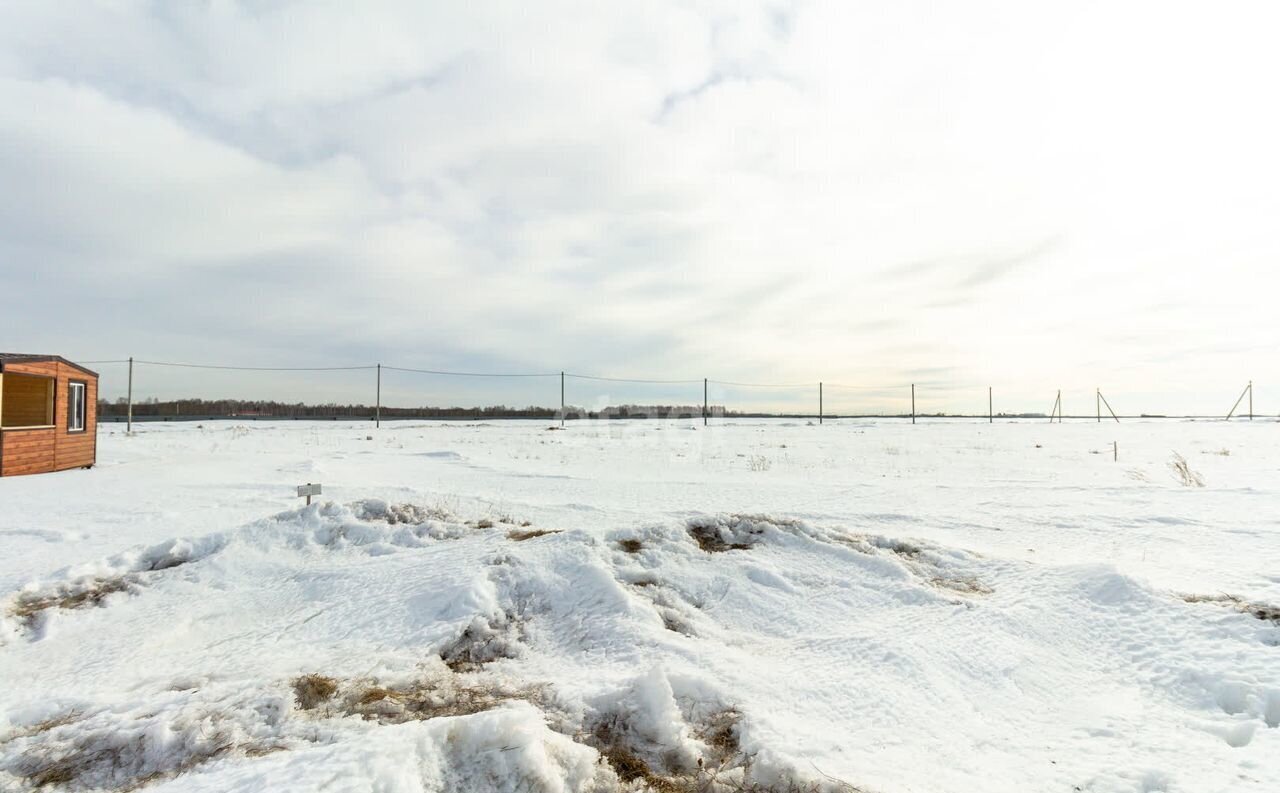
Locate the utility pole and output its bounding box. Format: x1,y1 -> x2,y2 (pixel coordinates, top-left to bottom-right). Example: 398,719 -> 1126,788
375,364 -> 381,428
127,356 -> 133,434
1227,382 -> 1253,421
703,378 -> 708,427
819,382 -> 823,425
988,386 -> 993,423
560,371 -> 565,428
1099,390 -> 1120,423
911,383 -> 915,424
1096,388 -> 1100,423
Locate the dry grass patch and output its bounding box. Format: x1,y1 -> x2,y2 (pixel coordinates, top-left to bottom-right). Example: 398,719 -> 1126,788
1169,452 -> 1206,487
660,610 -> 695,636
508,528 -> 561,542
929,575 -> 993,595
343,679 -> 535,724
687,515 -> 804,554
357,502 -> 454,525
874,539 -> 922,559
619,539 -> 645,554
587,707 -> 854,793
292,674 -> 550,726
9,577 -> 134,631
1182,593 -> 1280,623
0,712 -> 84,747
438,613 -> 523,672
11,725 -> 236,792
292,674 -> 339,710
688,526 -> 754,554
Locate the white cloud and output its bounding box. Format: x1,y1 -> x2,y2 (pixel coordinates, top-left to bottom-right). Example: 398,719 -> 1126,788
1,0 -> 1278,414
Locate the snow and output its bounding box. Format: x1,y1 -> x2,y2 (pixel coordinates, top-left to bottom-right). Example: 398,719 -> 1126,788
1,418 -> 1278,792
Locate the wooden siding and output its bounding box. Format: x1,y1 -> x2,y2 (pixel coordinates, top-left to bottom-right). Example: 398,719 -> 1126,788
54,365 -> 97,471
0,428 -> 55,476
0,360 -> 60,378
0,359 -> 97,476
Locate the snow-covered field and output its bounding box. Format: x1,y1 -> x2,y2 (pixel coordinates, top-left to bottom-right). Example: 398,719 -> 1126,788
1,418 -> 1278,793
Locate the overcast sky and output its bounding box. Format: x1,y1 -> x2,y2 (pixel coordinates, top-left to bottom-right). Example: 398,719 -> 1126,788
2,1 -> 1278,414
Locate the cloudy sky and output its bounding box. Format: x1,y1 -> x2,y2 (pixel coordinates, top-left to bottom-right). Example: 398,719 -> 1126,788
2,1 -> 1277,414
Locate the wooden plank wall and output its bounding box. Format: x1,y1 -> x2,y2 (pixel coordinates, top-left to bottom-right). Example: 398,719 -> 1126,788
0,428 -> 56,476
54,363 -> 97,470
0,360 -> 97,476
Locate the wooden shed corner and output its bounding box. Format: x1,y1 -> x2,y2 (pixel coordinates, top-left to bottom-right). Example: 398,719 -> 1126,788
0,354 -> 98,477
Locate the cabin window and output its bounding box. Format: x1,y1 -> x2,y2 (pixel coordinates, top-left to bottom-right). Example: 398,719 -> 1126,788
69,382 -> 86,432
0,373 -> 55,428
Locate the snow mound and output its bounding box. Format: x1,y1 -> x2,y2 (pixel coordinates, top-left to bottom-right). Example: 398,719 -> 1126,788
4,496 -> 1280,792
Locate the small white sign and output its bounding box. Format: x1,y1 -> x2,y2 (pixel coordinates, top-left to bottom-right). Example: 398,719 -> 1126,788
297,483 -> 322,497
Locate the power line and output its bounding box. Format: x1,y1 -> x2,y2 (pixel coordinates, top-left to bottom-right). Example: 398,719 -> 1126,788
565,373 -> 702,385
134,359 -> 376,372
384,365 -> 556,378
824,382 -> 913,390
709,379 -> 818,388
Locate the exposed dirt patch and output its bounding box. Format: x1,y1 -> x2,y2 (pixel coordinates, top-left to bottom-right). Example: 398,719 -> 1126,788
438,613 -> 524,672
688,525 -> 754,553
508,528 -> 561,542
1250,603 -> 1280,622
619,539 -> 645,554
687,515 -> 804,554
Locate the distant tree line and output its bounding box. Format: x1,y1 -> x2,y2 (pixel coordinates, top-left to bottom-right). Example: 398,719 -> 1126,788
96,398 -> 740,420
97,398 -> 1038,421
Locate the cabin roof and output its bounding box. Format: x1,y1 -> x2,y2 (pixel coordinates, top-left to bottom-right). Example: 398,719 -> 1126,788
0,354 -> 99,378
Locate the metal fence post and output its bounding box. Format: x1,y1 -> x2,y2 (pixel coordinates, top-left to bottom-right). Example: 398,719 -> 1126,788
127,356 -> 133,433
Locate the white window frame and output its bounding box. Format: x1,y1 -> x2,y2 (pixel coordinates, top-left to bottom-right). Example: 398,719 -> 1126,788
68,381 -> 86,433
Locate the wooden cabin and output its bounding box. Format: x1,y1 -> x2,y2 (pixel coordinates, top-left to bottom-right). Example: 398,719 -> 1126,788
0,354 -> 97,477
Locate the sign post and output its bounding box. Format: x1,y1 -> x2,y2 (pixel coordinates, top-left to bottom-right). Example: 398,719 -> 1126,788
297,482 -> 322,506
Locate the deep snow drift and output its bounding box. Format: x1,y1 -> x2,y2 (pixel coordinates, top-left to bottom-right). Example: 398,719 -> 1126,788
1,418 -> 1277,792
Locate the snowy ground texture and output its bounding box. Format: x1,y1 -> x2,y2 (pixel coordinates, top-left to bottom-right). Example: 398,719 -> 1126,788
1,419 -> 1278,793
